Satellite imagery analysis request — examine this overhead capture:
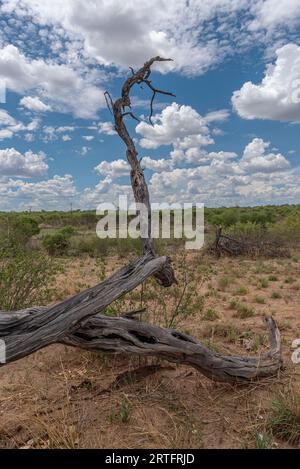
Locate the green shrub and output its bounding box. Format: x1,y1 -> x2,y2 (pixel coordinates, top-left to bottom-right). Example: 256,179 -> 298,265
227,221 -> 264,236
1,215 -> 40,247
60,225 -> 76,237
217,276 -> 231,291
229,299 -> 255,318
202,308 -> 219,321
268,214 -> 300,244
268,275 -> 278,282
258,278 -> 269,289
271,291 -> 282,299
0,247 -> 58,310
254,295 -> 266,304
234,286 -> 248,296
43,232 -> 70,256
285,276 -> 296,284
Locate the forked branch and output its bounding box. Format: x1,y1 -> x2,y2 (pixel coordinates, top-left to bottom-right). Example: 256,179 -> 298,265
104,56 -> 177,286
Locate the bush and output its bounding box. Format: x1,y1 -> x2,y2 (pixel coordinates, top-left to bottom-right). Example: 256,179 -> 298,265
43,232 -> 70,256
227,221 -> 264,236
0,215 -> 40,247
268,214 -> 300,244
0,247 -> 58,311
69,235 -> 141,258
60,225 -> 76,237
212,222 -> 291,258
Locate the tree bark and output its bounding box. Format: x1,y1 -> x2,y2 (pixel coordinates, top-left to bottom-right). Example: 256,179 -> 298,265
1,301 -> 281,383
105,56 -> 177,287
63,315 -> 282,383
0,255 -> 169,364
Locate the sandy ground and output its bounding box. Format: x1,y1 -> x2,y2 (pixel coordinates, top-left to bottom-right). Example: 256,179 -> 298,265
1,251 -> 300,449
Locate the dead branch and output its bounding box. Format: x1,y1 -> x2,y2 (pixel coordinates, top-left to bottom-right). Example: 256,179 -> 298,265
1,303 -> 281,383
210,226 -> 290,258
108,57 -> 176,265
63,315 -> 282,383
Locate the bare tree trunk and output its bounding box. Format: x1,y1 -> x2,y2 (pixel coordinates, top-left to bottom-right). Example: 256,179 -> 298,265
105,56 -> 177,286
0,57 -> 282,384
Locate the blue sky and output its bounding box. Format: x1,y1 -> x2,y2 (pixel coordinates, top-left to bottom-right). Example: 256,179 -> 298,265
0,0 -> 300,211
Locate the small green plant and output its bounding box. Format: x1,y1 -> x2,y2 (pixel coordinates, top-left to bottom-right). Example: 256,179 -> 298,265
229,298 -> 237,309
234,286 -> 248,296
258,278 -> 269,289
255,431 -> 272,449
267,392 -> 300,446
217,276 -> 231,291
96,256 -> 107,281
252,333 -> 267,352
229,299 -> 254,319
202,308 -> 219,321
60,225 -> 76,237
271,291 -> 282,300
254,295 -> 266,304
141,252 -> 205,329
119,399 -> 131,423
203,339 -> 221,353
268,275 -> 278,282
202,322 -> 241,344
285,276 -> 296,284
277,320 -> 291,331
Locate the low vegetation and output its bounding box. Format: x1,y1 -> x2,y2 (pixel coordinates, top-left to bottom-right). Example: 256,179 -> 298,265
268,391 -> 300,446
1,205 -> 300,448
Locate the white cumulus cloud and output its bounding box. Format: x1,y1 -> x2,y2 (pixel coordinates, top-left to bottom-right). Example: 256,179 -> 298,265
241,138 -> 290,173
232,43 -> 300,122
0,44 -> 105,118
136,103 -> 213,150
20,96 -> 52,112
0,147 -> 48,177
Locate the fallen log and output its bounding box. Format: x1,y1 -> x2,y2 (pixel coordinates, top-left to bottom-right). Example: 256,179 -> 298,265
63,315 -> 282,384
0,298 -> 281,383
0,254 -> 172,364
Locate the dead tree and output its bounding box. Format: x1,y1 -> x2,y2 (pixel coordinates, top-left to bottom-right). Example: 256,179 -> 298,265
211,226 -> 290,258
0,57 -> 282,384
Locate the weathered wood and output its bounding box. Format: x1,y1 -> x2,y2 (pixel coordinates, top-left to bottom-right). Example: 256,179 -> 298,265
211,226 -> 290,258
0,254 -> 172,364
0,300 -> 282,383
105,56 -> 177,286
63,315 -> 282,383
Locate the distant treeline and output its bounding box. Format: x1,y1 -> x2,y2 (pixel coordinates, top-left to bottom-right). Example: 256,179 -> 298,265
1,204 -> 300,258
0,204 -> 299,228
